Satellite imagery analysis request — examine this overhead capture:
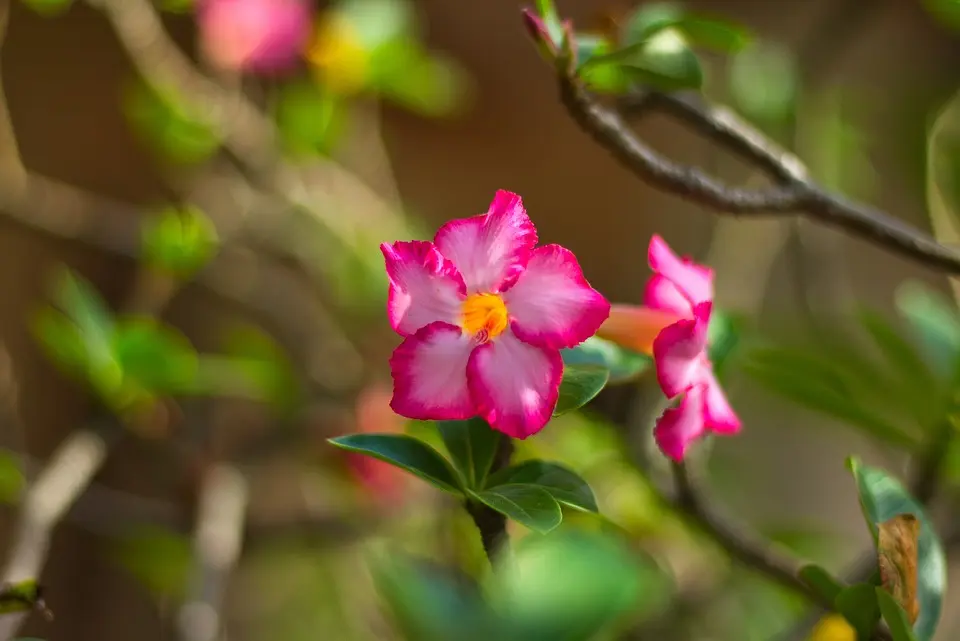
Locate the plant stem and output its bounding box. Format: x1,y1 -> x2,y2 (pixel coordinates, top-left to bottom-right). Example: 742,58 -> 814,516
466,434 -> 514,563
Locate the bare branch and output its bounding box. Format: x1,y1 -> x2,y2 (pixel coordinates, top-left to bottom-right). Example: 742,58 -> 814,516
558,75 -> 960,275
177,464 -> 248,641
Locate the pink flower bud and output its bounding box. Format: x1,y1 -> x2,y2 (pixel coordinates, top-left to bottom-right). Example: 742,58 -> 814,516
197,0 -> 313,75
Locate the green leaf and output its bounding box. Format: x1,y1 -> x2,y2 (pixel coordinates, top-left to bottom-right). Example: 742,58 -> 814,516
877,587 -> 921,641
141,205 -> 219,278
742,347 -> 915,447
374,43 -> 469,118
487,460 -> 598,513
622,2 -> 684,45
123,79 -> 221,165
113,527 -> 191,599
329,434 -> 462,494
676,16 -> 751,52
0,580 -> 47,616
20,0 -> 72,16
469,484 -> 562,534
437,418 -> 501,490
848,459 -> 947,641
373,552 -> 497,641
553,365 -> 610,416
560,336 -> 649,384
708,308 -> 746,380
32,308 -> 88,376
0,451 -> 23,504
729,41 -> 797,125
622,30 -> 704,92
489,530 -> 665,641
112,318 -> 199,396
835,583 -> 881,641
274,80 -> 346,158
799,564 -> 845,604
857,309 -> 945,426
894,281 -> 960,380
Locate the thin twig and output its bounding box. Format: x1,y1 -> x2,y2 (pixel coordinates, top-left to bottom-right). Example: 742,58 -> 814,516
177,464 -> 248,641
558,74 -> 960,275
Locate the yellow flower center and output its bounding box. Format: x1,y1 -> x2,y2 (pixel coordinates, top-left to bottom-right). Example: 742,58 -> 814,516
307,13 -> 368,96
462,293 -> 508,343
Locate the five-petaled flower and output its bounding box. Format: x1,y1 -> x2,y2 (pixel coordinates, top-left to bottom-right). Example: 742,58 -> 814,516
597,235 -> 741,461
381,190 -> 610,439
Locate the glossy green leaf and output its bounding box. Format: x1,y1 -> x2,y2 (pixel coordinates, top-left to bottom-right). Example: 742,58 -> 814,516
835,583 -> 881,641
799,564 -> 845,604
487,460 -> 597,513
437,418 -> 501,490
848,459 -> 946,641
329,434 -> 461,494
141,206 -> 219,278
553,365 -> 610,416
470,484 -> 562,534
0,580 -> 47,617
561,336 -> 649,384
123,79 -> 221,165
742,347 -> 915,447
112,319 -> 199,396
877,587 -> 921,641
895,281 -> 960,380
489,530 -> 664,641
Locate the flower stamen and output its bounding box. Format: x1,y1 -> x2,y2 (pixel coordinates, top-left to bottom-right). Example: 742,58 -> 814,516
462,293 -> 508,343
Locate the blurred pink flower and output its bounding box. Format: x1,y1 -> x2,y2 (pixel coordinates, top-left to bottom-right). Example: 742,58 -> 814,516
597,235 -> 741,461
197,0 -> 313,75
346,383 -> 410,506
381,190 -> 610,439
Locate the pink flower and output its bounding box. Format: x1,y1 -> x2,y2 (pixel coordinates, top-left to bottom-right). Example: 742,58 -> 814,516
381,190 -> 610,439
597,235 -> 741,461
197,0 -> 313,75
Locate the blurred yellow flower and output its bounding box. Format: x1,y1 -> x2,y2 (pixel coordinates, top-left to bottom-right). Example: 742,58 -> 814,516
307,12 -> 369,95
809,614 -> 856,641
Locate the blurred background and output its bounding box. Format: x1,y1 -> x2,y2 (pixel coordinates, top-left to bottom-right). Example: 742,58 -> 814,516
1,0 -> 960,639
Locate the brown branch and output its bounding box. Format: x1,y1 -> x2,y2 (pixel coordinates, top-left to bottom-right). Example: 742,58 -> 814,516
558,75 -> 960,275
177,464 -> 248,641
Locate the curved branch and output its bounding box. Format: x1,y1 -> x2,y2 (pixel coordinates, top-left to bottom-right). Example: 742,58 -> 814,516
558,75 -> 960,275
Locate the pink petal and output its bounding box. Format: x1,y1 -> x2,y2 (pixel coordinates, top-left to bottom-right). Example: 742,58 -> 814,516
644,274 -> 694,317
703,370 -> 742,434
505,244 -> 611,350
466,330 -> 562,439
382,240 -> 467,336
648,235 -> 714,306
389,322 -> 475,421
654,384 -> 708,462
433,190 -> 537,294
596,304 -> 682,355
652,301 -> 712,398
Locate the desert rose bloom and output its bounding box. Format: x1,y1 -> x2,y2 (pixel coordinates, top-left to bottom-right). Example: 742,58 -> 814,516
382,190 -> 610,439
597,235 -> 741,461
197,0 -> 312,75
